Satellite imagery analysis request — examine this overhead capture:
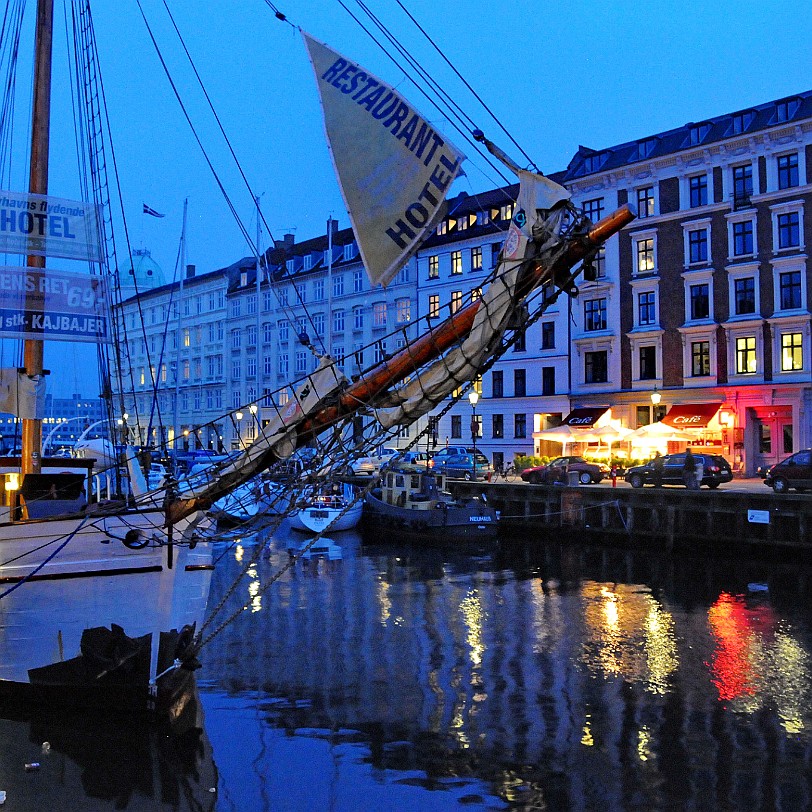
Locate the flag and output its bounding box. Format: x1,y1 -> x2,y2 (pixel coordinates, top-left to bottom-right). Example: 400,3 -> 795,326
143,203 -> 165,218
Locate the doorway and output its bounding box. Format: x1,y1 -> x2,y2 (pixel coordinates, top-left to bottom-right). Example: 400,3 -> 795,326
751,406 -> 793,473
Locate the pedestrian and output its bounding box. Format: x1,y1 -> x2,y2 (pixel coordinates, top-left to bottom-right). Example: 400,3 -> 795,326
683,448 -> 698,490
652,451 -> 664,488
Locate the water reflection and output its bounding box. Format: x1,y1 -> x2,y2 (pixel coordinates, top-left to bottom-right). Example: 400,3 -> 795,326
197,526 -> 812,810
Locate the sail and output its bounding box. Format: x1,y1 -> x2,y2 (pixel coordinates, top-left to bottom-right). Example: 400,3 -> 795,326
302,32 -> 465,288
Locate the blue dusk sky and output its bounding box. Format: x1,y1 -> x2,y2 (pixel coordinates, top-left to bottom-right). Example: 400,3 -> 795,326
6,0 -> 811,397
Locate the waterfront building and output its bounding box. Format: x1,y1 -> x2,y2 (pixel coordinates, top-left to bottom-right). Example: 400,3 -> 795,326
114,90 -> 812,476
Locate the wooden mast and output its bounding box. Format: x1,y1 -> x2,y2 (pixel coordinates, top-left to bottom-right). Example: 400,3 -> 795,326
21,0 -> 54,476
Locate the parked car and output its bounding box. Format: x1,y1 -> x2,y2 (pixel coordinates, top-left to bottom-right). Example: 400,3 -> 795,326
433,452 -> 492,481
521,456 -> 608,485
382,450 -> 433,471
625,452 -> 733,489
368,447 -> 399,471
346,453 -> 377,476
763,449 -> 812,493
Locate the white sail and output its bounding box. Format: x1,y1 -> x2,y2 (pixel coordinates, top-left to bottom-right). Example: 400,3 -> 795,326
302,32 -> 465,288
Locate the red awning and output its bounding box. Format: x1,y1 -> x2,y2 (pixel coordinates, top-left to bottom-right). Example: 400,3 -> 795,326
661,402 -> 721,429
562,407 -> 609,428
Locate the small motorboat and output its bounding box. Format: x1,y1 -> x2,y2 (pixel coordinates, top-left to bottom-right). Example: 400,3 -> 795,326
288,482 -> 362,534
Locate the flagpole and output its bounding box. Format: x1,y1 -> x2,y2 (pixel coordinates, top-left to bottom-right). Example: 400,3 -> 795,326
172,199 -> 187,451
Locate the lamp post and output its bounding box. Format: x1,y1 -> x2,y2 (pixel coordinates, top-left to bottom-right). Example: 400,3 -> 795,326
235,411 -> 244,449
650,386 -> 661,415
468,390 -> 479,481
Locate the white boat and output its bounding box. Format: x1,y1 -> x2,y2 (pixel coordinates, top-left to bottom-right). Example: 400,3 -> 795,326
288,482 -> 362,534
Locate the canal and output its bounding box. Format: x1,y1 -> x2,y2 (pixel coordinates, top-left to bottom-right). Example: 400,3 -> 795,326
3,523 -> 812,810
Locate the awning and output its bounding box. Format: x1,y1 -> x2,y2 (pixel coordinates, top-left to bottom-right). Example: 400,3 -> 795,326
661,402 -> 721,429
562,407 -> 609,428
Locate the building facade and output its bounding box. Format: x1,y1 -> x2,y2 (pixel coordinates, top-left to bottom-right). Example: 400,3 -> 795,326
114,90 -> 812,476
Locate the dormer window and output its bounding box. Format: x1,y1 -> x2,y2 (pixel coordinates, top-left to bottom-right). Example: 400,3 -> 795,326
636,139 -> 657,160
774,99 -> 800,124
286,258 -> 295,272
343,243 -> 356,261
730,111 -> 755,135
436,220 -> 448,236
687,123 -> 711,146
582,151 -> 607,174
303,255 -> 313,271
240,271 -> 248,287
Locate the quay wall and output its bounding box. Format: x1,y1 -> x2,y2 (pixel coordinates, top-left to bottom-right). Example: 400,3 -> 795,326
450,482 -> 812,555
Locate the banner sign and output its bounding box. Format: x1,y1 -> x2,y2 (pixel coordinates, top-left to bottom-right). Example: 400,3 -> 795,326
302,32 -> 465,288
0,267 -> 111,343
0,191 -> 103,262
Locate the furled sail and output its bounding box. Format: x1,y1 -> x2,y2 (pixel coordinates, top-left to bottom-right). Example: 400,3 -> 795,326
302,31 -> 465,288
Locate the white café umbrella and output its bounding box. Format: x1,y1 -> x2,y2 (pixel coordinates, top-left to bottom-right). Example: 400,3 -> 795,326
627,421 -> 695,445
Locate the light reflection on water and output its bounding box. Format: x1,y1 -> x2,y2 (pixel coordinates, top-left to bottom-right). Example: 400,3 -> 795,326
198,525 -> 812,811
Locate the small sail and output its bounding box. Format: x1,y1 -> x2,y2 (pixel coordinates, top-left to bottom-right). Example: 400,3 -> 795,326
302,32 -> 465,288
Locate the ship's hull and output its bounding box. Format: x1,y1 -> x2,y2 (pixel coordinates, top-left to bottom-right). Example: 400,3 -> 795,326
0,506 -> 214,714
288,501 -> 362,533
362,490 -> 498,541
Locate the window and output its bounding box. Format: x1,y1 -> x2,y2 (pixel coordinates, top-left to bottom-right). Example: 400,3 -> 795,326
428,255 -> 439,279
514,369 -> 526,397
278,320 -> 289,342
353,270 -> 364,293
778,212 -> 800,249
775,99 -> 800,123
639,346 -> 657,380
231,359 -> 241,380
333,274 -> 344,297
778,154 -> 799,190
541,367 -> 555,395
733,220 -> 753,256
500,202 -> 514,221
353,306 -> 364,330
736,336 -> 757,374
691,341 -> 710,376
263,322 -> 273,343
636,237 -> 655,273
312,313 -> 324,337
183,328 -> 191,348
638,291 -> 656,325
734,277 -> 756,315
535,322 -> 554,352
512,413 -> 526,439
690,284 -> 709,320
333,309 -> 345,332
471,246 -> 483,271
637,187 -> 655,218
584,298 -> 607,331
492,370 -> 503,398
231,329 -> 241,349
451,251 -> 462,275
689,174 -> 708,207
513,331 -> 526,352
296,284 -> 306,304
491,242 -> 502,268
585,351 -> 608,384
343,243 -> 356,261
779,271 -> 802,310
731,111 -> 754,134
246,356 -> 257,377
732,164 -> 753,207
428,294 -> 440,319
781,332 -> 803,371
296,351 -> 307,373
451,415 -> 461,438
582,197 -> 604,223
374,340 -> 387,364
313,279 -> 324,301
492,414 -> 504,439
450,290 -> 463,314
582,152 -> 607,174
396,298 -> 411,323
246,324 -> 257,345
688,229 -> 708,264
688,124 -> 710,145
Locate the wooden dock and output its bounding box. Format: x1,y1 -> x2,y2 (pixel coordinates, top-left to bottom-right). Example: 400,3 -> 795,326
450,482 -> 812,554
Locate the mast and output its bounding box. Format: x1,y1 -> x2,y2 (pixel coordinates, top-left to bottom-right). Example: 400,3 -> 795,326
172,199 -> 188,449
21,0 -> 54,476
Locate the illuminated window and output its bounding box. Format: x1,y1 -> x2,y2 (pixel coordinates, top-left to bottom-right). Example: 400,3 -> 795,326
471,246 -> 482,271
428,294 -> 440,319
636,237 -> 655,272
373,302 -> 387,327
735,336 -> 757,374
781,332 -> 803,371
428,256 -> 439,278
451,250 -> 462,275
450,290 -> 463,314
396,298 -> 411,323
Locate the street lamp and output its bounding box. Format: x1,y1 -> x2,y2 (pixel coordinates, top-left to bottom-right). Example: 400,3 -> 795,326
468,390 -> 479,481
650,386 -> 661,405
235,411 -> 244,448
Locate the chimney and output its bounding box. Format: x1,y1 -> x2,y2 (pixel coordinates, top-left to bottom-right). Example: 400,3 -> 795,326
186,264 -> 196,279
275,233 -> 295,253
327,218 -> 339,237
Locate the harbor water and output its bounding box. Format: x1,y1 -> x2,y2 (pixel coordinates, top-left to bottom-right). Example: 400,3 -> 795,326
2,521 -> 812,810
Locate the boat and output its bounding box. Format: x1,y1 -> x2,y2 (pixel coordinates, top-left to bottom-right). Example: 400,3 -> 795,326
363,464 -> 498,541
288,481 -> 362,534
0,1 -> 633,717
0,0 -> 215,716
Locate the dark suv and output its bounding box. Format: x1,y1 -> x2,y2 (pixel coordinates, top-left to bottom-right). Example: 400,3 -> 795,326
763,449 -> 812,493
625,452 -> 733,489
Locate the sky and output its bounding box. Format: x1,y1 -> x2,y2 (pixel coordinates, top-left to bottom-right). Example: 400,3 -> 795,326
6,0 -> 812,397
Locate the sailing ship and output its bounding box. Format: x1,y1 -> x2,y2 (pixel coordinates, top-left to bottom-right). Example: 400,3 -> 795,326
0,0 -> 633,716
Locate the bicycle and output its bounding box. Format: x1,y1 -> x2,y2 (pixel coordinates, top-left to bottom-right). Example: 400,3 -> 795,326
493,462 -> 519,482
